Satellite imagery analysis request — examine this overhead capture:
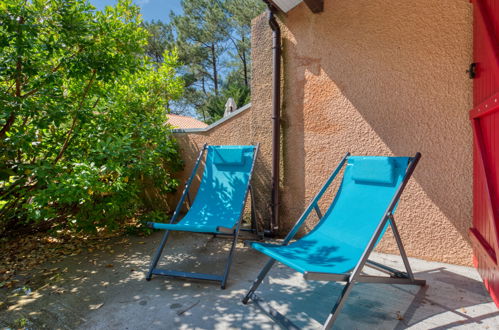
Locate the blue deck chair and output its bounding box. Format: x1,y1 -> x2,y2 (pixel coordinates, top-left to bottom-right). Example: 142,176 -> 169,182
146,144 -> 259,289
242,152 -> 425,329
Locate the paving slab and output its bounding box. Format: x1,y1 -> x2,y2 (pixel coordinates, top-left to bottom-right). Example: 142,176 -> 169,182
1,231 -> 498,329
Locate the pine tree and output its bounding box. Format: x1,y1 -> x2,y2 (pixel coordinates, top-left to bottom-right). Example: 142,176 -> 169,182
151,0 -> 265,121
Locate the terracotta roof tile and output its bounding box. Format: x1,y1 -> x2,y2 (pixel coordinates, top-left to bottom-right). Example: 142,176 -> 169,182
166,114 -> 208,129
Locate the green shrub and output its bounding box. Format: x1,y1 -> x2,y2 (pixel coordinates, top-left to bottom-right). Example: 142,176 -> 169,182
0,0 -> 184,233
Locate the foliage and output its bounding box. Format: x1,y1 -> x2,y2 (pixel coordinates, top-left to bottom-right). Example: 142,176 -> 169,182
201,80 -> 250,124
142,20 -> 172,65
0,0 -> 184,234
224,0 -> 265,86
143,0 -> 265,122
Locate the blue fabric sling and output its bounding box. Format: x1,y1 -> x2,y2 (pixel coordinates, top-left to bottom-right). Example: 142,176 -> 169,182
151,145 -> 256,233
251,156 -> 409,274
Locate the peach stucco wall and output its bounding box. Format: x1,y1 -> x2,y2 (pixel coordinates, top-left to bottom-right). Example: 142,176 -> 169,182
171,0 -> 474,266
274,0 -> 474,265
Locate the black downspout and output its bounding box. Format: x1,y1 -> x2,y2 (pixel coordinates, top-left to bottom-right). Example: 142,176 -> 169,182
266,5 -> 281,236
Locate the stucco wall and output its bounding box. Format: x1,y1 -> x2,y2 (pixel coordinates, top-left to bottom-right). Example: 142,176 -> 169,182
270,0 -> 473,265
170,0 -> 474,266
249,14 -> 274,232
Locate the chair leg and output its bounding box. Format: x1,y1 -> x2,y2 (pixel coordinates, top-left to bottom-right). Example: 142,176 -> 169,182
323,281 -> 356,330
389,214 -> 415,281
221,232 -> 239,289
242,258 -> 277,304
146,231 -> 171,281
249,185 -> 258,235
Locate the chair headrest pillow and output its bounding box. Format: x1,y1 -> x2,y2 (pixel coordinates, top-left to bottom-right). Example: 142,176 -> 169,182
213,147 -> 245,166
351,157 -> 396,185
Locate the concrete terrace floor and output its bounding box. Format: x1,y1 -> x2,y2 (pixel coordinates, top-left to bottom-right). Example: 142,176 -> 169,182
1,231 -> 498,330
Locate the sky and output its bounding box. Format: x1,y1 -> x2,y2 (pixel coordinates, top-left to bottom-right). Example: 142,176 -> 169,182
90,0 -> 183,22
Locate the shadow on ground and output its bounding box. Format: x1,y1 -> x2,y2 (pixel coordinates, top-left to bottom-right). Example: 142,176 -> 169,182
0,232 -> 497,329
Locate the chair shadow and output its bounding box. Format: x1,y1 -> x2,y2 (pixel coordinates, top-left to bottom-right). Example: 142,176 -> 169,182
252,263 -> 498,330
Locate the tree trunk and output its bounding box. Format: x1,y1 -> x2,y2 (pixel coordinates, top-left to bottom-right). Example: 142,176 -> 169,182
53,69 -> 97,165
0,16 -> 24,140
201,76 -> 207,95
210,43 -> 219,95
241,35 -> 248,87
200,76 -> 207,121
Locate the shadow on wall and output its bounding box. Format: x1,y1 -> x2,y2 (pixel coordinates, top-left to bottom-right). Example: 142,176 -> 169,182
141,176 -> 172,213
250,157 -> 273,232
167,136 -> 204,213
280,32 -> 325,234
279,0 -> 473,262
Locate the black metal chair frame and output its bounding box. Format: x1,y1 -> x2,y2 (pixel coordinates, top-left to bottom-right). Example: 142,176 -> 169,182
146,143 -> 260,289
242,152 -> 426,329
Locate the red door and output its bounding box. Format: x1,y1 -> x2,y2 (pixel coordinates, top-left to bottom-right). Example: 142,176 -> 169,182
469,0 -> 499,306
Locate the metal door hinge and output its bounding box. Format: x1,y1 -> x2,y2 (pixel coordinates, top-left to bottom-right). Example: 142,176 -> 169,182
467,63 -> 477,79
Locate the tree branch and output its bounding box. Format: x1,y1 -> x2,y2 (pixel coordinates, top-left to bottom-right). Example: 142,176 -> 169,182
21,47 -> 82,99
53,69 -> 97,165
0,16 -> 24,140
21,87 -> 39,98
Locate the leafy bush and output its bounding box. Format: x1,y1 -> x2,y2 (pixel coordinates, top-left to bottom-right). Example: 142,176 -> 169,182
0,0 -> 184,233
